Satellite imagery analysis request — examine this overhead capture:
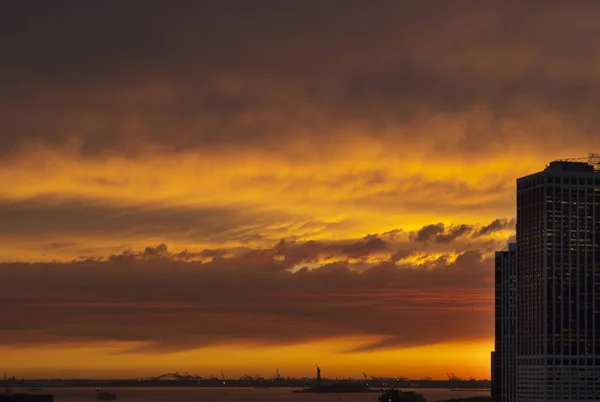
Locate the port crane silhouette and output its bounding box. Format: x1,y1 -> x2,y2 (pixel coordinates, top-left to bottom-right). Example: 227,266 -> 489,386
146,372 -> 202,381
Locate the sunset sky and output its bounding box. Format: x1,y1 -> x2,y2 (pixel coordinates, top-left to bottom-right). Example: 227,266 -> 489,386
2,0 -> 600,380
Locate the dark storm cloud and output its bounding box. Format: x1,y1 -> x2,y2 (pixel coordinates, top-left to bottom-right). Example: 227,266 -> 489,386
3,1 -> 600,156
475,218 -> 516,237
340,235 -> 389,258
434,224 -> 474,244
410,223 -> 445,243
0,245 -> 493,352
409,218 -> 514,245
226,234 -> 390,269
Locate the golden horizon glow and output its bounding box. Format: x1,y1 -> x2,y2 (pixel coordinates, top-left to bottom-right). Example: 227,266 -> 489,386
0,337 -> 493,380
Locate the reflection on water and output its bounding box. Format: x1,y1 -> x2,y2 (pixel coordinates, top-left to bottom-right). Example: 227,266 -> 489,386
40,387 -> 489,402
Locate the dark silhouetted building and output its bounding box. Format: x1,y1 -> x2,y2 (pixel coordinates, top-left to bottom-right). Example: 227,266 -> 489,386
491,351 -> 497,401
514,156 -> 600,401
493,243 -> 516,402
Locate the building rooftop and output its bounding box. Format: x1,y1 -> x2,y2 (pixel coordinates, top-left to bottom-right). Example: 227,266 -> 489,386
547,161 -> 596,173
547,152 -> 600,172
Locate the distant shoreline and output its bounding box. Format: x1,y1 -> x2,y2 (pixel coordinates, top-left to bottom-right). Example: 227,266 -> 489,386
0,381 -> 491,391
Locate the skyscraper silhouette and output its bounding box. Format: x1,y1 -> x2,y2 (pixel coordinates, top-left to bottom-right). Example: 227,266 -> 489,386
493,243 -> 516,402
494,154 -> 600,402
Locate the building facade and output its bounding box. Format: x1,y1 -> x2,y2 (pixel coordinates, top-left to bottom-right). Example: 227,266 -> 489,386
515,159 -> 600,401
494,243 -> 517,402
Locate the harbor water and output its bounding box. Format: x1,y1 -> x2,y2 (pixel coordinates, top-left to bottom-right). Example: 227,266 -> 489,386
32,387 -> 490,402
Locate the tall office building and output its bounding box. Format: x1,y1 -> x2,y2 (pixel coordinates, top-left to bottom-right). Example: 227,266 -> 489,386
515,155 -> 600,401
493,243 -> 517,402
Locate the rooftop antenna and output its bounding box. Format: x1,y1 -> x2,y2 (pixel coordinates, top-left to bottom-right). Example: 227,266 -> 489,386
555,152 -> 600,170
589,152 -> 600,169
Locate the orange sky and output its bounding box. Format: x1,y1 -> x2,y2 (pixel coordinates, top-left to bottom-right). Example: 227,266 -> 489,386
2,0 -> 600,380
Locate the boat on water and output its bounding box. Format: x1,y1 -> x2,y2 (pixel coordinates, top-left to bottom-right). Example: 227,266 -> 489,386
377,388 -> 426,402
